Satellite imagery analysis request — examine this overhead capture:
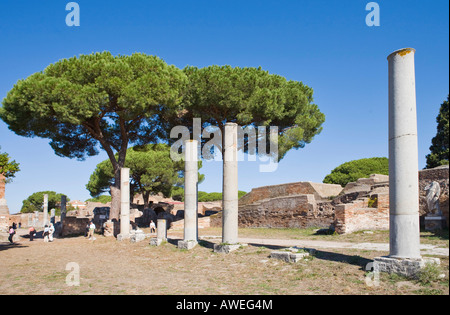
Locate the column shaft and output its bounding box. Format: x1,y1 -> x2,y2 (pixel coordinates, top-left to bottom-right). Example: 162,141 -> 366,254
388,48 -> 421,259
222,123 -> 239,244
184,140 -> 198,242
120,168 -> 130,238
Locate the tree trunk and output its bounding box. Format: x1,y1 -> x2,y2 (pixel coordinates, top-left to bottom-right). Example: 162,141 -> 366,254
109,160 -> 122,221
143,191 -> 150,209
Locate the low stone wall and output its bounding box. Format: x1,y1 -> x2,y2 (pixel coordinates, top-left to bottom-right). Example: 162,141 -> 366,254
61,217 -> 90,237
239,182 -> 342,206
237,194 -> 334,229
334,194 -> 390,234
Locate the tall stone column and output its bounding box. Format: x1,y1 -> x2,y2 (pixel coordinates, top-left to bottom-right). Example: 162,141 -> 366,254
178,140 -> 198,250
43,194 -> 49,227
374,48 -> 440,277
117,168 -> 130,241
387,48 -> 421,260
222,122 -> 239,245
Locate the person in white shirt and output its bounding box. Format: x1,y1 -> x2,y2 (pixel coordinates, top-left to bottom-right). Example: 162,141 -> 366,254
48,223 -> 55,242
149,220 -> 156,234
88,221 -> 96,240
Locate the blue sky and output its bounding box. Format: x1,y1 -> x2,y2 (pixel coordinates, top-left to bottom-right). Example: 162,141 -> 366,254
0,0 -> 448,214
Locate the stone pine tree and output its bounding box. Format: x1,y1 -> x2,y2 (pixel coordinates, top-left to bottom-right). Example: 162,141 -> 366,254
175,65 -> 325,160
0,52 -> 187,220
86,144 -> 204,209
426,95 -> 449,169
0,146 -> 20,183
323,157 -> 389,187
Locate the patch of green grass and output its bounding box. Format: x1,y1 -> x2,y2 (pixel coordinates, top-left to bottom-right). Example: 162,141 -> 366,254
416,263 -> 443,286
413,288 -> 443,295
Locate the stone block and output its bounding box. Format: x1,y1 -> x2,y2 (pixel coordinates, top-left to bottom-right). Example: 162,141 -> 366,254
270,247 -> 315,263
130,230 -> 146,243
116,233 -> 130,241
424,216 -> 446,232
178,240 -> 197,250
213,243 -> 247,254
149,238 -> 163,246
373,256 -> 440,278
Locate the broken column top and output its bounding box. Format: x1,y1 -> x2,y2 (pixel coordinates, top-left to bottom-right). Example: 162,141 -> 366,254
387,48 -> 416,60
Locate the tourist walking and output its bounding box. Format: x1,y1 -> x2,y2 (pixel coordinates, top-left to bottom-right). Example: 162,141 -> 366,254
88,221 -> 96,240
8,226 -> 15,244
29,226 -> 36,241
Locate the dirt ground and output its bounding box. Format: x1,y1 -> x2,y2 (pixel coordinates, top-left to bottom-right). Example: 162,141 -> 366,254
0,227 -> 448,295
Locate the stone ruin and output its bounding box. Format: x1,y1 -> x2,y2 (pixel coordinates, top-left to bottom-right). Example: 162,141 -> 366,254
207,165 -> 449,235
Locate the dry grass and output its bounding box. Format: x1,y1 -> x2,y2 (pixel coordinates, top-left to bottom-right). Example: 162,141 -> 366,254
0,227 -> 448,295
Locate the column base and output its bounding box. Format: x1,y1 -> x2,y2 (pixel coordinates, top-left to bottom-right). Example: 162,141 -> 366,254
270,247 -> 316,263
178,240 -> 197,250
116,233 -> 130,241
150,238 -> 163,246
373,256 -> 440,278
130,230 -> 146,243
424,216 -> 447,232
213,243 -> 247,254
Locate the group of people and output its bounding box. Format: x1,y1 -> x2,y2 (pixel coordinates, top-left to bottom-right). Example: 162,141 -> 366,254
43,223 -> 55,242
6,221 -> 55,244
7,219 -> 157,244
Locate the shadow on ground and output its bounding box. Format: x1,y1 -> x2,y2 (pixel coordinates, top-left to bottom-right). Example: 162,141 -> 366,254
247,242 -> 372,270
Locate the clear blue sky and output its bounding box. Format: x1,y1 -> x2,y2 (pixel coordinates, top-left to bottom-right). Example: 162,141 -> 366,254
0,0 -> 448,214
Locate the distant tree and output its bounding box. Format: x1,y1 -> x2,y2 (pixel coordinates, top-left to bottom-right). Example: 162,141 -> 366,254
426,95 -> 449,169
21,191 -> 69,214
323,157 -> 389,187
0,52 -> 187,220
87,144 -> 204,209
85,195 -> 112,204
0,146 -> 20,183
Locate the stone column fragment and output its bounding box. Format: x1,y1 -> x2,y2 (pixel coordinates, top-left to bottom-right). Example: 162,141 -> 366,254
150,218 -> 167,246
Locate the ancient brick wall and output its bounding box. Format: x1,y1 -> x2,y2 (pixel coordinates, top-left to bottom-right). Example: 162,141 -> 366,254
334,194 -> 390,234
239,182 -> 342,206
61,217 -> 90,237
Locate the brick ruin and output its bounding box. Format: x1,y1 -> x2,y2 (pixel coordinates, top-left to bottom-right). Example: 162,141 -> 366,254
209,165 -> 449,234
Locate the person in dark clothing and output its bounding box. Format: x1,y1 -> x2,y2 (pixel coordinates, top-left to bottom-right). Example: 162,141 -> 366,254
8,226 -> 15,244
29,226 -> 36,241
